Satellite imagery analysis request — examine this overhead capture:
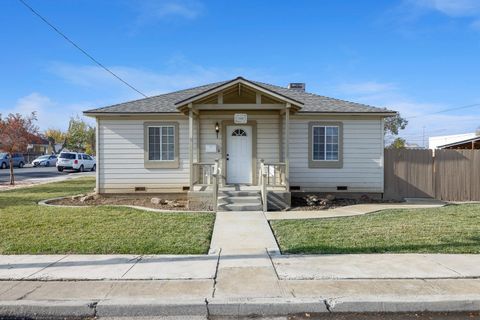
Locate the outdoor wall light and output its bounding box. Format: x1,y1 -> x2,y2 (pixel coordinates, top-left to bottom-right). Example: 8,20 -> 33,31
215,122 -> 219,138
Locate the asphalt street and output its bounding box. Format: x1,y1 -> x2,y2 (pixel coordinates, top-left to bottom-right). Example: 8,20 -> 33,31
0,166 -> 94,183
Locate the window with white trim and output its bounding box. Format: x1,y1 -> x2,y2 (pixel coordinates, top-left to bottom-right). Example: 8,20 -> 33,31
148,126 -> 175,161
312,126 -> 339,161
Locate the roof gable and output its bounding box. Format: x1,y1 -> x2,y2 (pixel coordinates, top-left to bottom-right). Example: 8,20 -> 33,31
174,77 -> 303,109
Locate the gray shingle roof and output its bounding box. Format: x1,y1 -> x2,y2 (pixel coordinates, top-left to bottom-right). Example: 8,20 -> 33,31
84,77 -> 395,114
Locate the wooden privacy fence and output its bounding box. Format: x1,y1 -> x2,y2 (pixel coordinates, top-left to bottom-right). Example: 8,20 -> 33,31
384,149 -> 480,201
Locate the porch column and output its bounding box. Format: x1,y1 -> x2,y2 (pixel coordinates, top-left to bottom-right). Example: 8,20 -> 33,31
284,103 -> 291,190
189,104 -> 194,190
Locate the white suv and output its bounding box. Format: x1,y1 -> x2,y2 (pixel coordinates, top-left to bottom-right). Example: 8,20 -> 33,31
57,152 -> 96,172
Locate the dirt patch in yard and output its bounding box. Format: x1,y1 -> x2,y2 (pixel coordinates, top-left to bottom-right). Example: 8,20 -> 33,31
48,194 -> 200,211
291,194 -> 400,211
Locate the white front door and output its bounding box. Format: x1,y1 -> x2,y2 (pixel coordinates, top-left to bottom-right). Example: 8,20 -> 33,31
226,125 -> 253,184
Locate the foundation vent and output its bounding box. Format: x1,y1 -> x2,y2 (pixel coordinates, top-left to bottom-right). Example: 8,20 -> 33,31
337,186 -> 348,191
134,186 -> 146,192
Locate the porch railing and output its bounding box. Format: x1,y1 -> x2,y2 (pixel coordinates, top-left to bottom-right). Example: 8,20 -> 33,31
259,160 -> 268,212
259,160 -> 287,187
192,162 -> 215,185
212,159 -> 220,210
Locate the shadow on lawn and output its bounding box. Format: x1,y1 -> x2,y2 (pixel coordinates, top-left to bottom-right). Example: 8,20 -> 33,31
284,237 -> 480,255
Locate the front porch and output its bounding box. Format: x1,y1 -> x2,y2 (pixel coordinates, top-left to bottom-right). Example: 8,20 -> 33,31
189,161 -> 291,211
176,78 -> 300,211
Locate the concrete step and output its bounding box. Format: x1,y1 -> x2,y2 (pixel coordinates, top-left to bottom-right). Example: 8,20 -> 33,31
219,191 -> 260,197
218,196 -> 261,205
217,202 -> 263,211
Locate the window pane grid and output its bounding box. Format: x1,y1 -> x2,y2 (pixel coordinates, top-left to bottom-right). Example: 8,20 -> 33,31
312,126 -> 339,161
148,126 -> 174,161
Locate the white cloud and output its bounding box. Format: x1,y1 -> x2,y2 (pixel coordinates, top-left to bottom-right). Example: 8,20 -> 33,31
4,93 -> 93,132
134,0 -> 203,24
398,0 -> 480,32
409,0 -> 480,17
335,81 -> 480,146
49,60 -> 283,100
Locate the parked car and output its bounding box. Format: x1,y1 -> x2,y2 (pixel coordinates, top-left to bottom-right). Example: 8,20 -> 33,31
56,152 -> 96,172
32,155 -> 57,167
0,153 -> 25,169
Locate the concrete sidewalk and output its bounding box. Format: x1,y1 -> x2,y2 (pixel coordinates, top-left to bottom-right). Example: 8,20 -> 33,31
0,254 -> 218,280
266,202 -> 445,220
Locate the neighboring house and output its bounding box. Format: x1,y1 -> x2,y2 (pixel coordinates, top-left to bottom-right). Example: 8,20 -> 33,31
405,142 -> 424,149
429,132 -> 479,149
84,77 -> 396,210
437,136 -> 480,150
26,134 -> 50,154
0,134 -> 49,154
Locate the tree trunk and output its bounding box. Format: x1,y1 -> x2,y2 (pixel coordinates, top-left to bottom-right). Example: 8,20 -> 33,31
9,155 -> 14,185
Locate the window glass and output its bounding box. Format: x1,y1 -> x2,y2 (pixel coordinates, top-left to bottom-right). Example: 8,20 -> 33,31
232,129 -> 247,136
59,153 -> 76,159
312,126 -> 339,161
148,126 -> 175,161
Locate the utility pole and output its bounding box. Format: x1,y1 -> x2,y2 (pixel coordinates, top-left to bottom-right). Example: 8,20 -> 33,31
422,126 -> 426,148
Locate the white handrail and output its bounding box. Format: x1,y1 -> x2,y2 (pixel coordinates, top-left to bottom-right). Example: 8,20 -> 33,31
212,159 -> 219,211
260,159 -> 267,212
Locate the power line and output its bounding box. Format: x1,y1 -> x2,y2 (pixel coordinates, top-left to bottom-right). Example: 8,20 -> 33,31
17,0 -> 148,98
407,103 -> 480,119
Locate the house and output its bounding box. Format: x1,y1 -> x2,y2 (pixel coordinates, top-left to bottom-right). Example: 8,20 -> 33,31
437,136 -> 480,149
429,132 -> 479,150
84,77 -> 396,210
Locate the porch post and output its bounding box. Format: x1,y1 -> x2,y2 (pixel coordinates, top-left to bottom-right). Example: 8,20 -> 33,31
285,103 -> 290,190
189,104 -> 194,190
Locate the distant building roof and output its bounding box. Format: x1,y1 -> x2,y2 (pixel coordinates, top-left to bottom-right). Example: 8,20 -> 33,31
438,136 -> 480,149
428,132 -> 478,149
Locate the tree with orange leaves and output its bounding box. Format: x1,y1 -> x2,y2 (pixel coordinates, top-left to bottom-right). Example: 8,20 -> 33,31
0,112 -> 39,185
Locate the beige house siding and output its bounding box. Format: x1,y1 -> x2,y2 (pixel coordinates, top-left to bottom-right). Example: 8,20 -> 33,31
289,116 -> 384,193
98,118 -> 196,193
97,114 -> 384,194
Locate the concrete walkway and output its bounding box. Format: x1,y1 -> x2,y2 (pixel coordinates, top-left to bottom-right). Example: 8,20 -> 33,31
265,202 -> 445,220
209,211 -> 285,299
210,211 -> 279,254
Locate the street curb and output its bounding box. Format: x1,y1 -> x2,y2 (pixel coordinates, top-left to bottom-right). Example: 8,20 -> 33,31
0,300 -> 96,319
207,298 -> 329,316
327,296 -> 480,313
95,299 -> 208,317
1,297 -> 480,318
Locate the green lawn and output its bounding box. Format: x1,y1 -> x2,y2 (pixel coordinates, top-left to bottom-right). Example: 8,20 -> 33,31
0,178 -> 215,254
270,204 -> 480,254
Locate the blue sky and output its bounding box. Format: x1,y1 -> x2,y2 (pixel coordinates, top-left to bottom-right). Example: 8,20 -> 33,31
1,0 -> 480,146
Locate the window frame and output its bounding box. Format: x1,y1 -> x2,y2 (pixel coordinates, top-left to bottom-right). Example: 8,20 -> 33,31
308,121 -> 343,169
144,122 -> 179,169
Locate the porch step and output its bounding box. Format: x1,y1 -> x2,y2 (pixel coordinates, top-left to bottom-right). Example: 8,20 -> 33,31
217,190 -> 263,212
219,191 -> 261,197
218,196 -> 262,205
